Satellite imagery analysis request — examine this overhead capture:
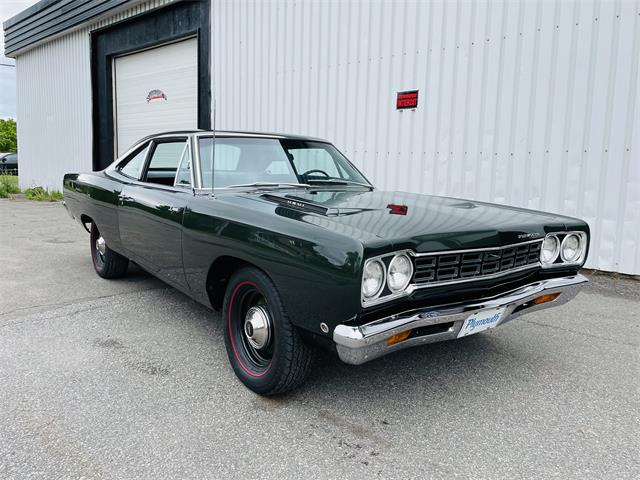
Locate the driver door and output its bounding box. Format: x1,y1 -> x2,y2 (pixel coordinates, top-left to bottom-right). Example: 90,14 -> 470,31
117,136 -> 194,288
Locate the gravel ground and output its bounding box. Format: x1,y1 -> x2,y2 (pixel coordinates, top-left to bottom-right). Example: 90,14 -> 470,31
0,198 -> 638,479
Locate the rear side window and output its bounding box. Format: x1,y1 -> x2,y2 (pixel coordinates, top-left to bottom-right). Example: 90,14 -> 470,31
144,140 -> 188,186
119,144 -> 149,179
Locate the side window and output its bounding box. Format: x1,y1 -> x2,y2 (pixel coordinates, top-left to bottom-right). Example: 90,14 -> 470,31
119,144 -> 149,179
174,144 -> 192,187
289,149 -> 343,178
144,140 -> 187,186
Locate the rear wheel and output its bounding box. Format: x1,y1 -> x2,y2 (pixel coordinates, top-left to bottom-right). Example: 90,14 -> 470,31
222,267 -> 315,395
90,223 -> 129,278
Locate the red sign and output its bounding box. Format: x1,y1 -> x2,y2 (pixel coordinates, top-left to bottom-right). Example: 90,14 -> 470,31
397,90 -> 418,110
387,204 -> 408,215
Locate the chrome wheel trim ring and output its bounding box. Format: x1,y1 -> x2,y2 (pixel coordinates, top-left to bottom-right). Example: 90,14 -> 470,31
95,236 -> 107,258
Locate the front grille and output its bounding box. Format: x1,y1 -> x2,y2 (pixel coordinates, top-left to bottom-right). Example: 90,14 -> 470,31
413,240 -> 542,286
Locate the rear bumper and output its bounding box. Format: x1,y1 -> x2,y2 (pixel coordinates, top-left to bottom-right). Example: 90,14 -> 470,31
333,274 -> 588,365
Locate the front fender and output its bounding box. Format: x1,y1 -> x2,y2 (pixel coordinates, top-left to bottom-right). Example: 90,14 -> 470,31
183,195 -> 365,336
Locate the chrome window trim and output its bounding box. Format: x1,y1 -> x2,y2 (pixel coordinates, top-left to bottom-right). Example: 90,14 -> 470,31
109,132 -> 194,171
106,136 -> 199,196
190,134 -> 203,189
172,138 -> 195,189
113,142 -> 151,180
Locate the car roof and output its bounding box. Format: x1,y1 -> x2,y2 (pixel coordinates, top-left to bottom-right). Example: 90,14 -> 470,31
138,130 -> 329,144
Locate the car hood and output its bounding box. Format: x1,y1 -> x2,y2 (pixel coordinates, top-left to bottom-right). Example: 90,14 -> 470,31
253,189 -> 584,253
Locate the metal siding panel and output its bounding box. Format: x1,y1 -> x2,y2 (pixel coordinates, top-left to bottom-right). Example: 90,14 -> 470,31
209,0 -> 638,274
14,0 -> 176,192
16,28 -> 92,193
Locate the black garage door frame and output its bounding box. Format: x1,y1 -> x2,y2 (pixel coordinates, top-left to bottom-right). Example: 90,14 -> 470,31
90,0 -> 210,171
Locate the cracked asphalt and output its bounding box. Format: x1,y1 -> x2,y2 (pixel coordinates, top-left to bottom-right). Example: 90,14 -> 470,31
0,198 -> 638,479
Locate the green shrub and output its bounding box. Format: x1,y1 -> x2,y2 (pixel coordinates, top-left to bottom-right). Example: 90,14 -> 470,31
0,175 -> 20,198
24,186 -> 63,202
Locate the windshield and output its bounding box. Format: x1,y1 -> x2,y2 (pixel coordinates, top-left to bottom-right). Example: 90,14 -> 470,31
199,137 -> 370,189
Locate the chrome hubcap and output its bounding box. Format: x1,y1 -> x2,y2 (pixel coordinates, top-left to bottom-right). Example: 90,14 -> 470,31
96,236 -> 106,257
243,306 -> 272,350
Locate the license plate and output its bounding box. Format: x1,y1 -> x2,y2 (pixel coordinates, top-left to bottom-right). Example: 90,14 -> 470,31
457,307 -> 505,338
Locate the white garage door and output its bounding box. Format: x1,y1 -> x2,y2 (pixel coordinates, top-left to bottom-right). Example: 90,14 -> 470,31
113,38 -> 198,156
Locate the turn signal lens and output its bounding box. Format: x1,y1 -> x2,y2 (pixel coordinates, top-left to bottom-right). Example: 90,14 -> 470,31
532,293 -> 561,305
387,330 -> 412,346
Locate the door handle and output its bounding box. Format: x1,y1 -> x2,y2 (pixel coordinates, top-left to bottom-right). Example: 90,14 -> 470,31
118,194 -> 133,205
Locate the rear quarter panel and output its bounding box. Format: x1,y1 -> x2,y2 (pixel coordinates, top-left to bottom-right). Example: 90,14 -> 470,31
63,172 -> 125,253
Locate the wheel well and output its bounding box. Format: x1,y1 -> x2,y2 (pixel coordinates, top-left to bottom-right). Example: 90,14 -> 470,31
206,256 -> 255,311
80,214 -> 93,233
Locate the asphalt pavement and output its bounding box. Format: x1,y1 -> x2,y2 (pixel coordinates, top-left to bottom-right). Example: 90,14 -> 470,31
0,198 -> 638,479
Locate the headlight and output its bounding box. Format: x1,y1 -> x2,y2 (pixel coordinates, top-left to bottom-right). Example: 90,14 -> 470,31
387,254 -> 413,292
540,234 -> 560,265
561,233 -> 585,263
362,259 -> 385,298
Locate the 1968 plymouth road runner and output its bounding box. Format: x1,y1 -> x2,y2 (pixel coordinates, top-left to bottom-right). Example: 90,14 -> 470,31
64,130 -> 589,394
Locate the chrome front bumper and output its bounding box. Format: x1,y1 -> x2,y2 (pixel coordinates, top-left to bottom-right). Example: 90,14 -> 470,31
333,274 -> 588,365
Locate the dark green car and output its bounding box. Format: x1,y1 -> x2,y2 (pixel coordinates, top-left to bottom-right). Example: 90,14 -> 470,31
64,130 -> 589,394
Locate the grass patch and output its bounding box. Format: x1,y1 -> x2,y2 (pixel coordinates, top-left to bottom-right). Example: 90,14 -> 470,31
0,176 -> 64,201
23,186 -> 64,202
0,175 -> 20,198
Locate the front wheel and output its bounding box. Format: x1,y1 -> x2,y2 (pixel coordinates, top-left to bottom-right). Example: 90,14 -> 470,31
222,267 -> 315,395
90,223 -> 129,278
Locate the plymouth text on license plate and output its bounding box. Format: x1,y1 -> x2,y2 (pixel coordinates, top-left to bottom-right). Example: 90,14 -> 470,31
457,307 -> 505,338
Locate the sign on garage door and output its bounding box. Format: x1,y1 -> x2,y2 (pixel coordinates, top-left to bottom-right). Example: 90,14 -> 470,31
113,38 -> 198,156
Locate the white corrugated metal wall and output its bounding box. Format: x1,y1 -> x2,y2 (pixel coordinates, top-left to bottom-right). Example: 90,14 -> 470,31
16,28 -> 91,194
14,0 -> 176,192
212,0 -> 640,275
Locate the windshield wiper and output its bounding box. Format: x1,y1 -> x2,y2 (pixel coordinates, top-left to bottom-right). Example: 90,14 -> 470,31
225,182 -> 312,190
306,179 -> 374,190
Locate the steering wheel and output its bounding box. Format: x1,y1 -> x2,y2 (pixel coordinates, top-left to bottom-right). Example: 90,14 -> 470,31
301,169 -> 330,179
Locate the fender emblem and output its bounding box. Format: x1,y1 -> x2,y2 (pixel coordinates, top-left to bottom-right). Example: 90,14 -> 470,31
518,232 -> 541,239
285,199 -> 305,208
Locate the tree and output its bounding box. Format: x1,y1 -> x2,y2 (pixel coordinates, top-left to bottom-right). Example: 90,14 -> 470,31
0,119 -> 17,152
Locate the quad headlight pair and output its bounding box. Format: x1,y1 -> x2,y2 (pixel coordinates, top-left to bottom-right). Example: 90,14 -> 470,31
362,252 -> 414,306
540,231 -> 588,267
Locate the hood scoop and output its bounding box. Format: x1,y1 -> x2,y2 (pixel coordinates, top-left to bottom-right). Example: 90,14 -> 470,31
260,193 -> 333,216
